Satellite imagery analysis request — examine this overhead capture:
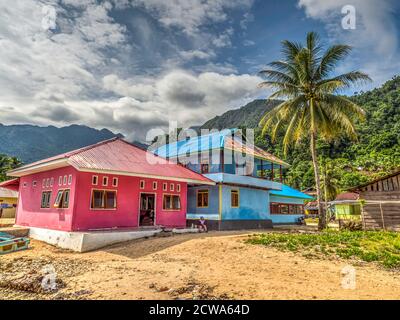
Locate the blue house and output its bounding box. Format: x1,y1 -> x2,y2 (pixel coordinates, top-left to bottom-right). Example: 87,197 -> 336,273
154,129 -> 313,230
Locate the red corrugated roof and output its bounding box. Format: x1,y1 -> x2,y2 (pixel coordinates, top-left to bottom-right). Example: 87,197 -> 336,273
8,138 -> 214,184
335,192 -> 359,201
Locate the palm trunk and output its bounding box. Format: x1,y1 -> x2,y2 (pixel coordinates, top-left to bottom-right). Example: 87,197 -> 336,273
310,131 -> 325,230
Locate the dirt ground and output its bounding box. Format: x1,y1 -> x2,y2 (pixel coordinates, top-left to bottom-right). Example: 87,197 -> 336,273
1,230 -> 400,300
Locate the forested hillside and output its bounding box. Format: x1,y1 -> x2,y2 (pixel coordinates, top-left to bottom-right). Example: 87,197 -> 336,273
201,76 -> 400,194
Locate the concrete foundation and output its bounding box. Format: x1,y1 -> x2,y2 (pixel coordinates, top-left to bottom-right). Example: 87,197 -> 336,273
26,226 -> 199,252
187,219 -> 273,231
27,227 -> 164,252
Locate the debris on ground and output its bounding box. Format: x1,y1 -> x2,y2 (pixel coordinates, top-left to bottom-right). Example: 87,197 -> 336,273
167,278 -> 232,300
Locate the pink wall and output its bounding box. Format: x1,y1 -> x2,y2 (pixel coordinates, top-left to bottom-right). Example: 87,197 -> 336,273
16,166 -> 78,231
72,172 -> 187,231
15,165 -> 188,231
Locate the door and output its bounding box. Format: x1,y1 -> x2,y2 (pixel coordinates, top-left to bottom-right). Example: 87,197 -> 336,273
139,193 -> 155,226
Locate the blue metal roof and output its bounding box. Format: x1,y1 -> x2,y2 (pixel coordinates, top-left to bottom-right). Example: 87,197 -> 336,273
270,184 -> 314,200
154,128 -> 236,158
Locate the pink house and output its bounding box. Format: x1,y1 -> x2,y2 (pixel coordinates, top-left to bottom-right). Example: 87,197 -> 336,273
6,138 -> 213,232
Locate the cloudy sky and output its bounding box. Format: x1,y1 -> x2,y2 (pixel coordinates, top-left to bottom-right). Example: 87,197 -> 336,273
0,0 -> 399,141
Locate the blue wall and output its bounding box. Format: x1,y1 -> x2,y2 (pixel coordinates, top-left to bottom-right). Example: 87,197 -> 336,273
269,195 -> 305,224
221,185 -> 269,220
187,185 -> 307,224
187,185 -> 219,218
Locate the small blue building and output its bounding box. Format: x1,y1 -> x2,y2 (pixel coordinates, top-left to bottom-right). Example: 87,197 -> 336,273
154,129 -> 312,230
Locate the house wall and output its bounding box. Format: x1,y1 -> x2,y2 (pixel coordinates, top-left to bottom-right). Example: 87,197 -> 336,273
15,166 -> 188,231
0,197 -> 18,218
72,172 -> 187,231
15,166 -> 78,231
269,195 -> 305,224
358,173 -> 400,231
71,172 -> 187,231
187,185 -> 220,219
221,185 -> 269,220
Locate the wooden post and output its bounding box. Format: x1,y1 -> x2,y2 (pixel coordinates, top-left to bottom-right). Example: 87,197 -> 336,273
260,159 -> 264,178
280,165 -> 283,183
271,162 -> 274,181
379,202 -> 386,230
361,202 -> 366,230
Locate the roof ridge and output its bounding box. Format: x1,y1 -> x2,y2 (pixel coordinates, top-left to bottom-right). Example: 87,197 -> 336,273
67,137 -> 120,157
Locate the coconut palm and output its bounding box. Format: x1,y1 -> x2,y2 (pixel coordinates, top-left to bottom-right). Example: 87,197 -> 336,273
258,32 -> 371,230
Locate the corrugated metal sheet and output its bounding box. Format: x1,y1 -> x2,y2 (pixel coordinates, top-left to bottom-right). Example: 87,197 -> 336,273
154,128 -> 289,167
9,138 -> 213,184
270,185 -> 314,200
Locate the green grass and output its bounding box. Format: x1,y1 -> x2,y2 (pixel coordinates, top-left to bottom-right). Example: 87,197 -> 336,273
246,230 -> 400,269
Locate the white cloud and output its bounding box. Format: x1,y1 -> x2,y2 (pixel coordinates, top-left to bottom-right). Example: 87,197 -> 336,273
0,0 -> 260,142
130,0 -> 253,36
98,70 -> 262,140
298,0 -> 400,86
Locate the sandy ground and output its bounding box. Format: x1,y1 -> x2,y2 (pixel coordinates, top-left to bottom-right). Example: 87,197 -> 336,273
1,230 -> 400,300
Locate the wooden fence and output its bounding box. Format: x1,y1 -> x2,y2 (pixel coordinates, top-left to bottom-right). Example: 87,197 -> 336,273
361,200 -> 400,231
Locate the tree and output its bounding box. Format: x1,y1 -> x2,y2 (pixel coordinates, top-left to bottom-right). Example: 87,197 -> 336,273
0,154 -> 22,182
258,32 -> 371,230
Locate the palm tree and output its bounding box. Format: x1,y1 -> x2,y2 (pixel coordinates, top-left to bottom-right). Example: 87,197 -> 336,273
258,32 -> 371,230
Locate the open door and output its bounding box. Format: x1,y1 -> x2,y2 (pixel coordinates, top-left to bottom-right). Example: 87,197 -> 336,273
139,193 -> 155,226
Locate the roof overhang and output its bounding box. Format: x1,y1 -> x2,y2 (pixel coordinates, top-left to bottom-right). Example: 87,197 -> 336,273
7,159 -> 70,177
72,167 -> 216,185
7,158 -> 215,186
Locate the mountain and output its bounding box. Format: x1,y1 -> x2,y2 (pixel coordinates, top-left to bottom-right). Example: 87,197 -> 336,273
200,76 -> 400,192
0,124 -> 123,164
201,99 -> 281,130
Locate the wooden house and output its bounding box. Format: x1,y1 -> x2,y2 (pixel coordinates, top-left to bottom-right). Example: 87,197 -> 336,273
350,170 -> 400,231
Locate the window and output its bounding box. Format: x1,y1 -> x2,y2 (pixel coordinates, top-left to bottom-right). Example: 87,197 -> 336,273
197,190 -> 209,208
58,176 -> 62,186
41,191 -> 51,208
102,176 -> 108,186
50,177 -> 54,187
270,203 -> 304,215
231,190 -> 239,207
23,182 -> 27,188
112,177 -> 118,187
177,184 -> 181,192
163,182 -> 167,191
140,180 -> 145,189
163,195 -> 181,210
68,175 -> 72,185
54,189 -> 70,208
91,190 -> 117,209
170,183 -> 174,191
92,175 -> 98,185
63,175 -> 67,185
42,179 -> 45,188
153,181 -> 157,190
201,163 -> 209,174
33,181 -> 37,187
46,178 -> 49,188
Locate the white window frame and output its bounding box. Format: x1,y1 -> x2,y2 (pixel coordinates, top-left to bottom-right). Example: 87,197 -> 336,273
92,175 -> 98,185
140,180 -> 145,189
68,174 -> 72,185
102,176 -> 109,186
112,177 -> 118,187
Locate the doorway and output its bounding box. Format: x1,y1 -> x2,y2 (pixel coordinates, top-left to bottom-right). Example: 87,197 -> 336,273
139,193 -> 155,226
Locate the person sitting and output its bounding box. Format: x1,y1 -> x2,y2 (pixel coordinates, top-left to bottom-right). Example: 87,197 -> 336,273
198,216 -> 208,232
